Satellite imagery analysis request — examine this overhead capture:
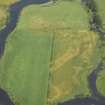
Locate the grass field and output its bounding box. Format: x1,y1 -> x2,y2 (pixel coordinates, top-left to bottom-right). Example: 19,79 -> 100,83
18,1 -> 96,104
0,0 -> 105,105
17,0 -> 89,31
0,0 -> 17,29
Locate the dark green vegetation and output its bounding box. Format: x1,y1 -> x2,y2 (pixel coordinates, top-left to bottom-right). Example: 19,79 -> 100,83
0,0 -> 105,105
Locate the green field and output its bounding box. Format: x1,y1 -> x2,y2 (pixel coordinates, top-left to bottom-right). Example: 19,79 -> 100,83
0,0 -> 105,105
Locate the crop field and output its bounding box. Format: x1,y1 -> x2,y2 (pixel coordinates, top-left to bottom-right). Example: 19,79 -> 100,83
0,0 -> 105,105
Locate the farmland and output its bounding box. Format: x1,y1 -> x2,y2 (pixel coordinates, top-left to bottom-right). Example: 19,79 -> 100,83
0,0 -> 18,5
0,0 -> 105,105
